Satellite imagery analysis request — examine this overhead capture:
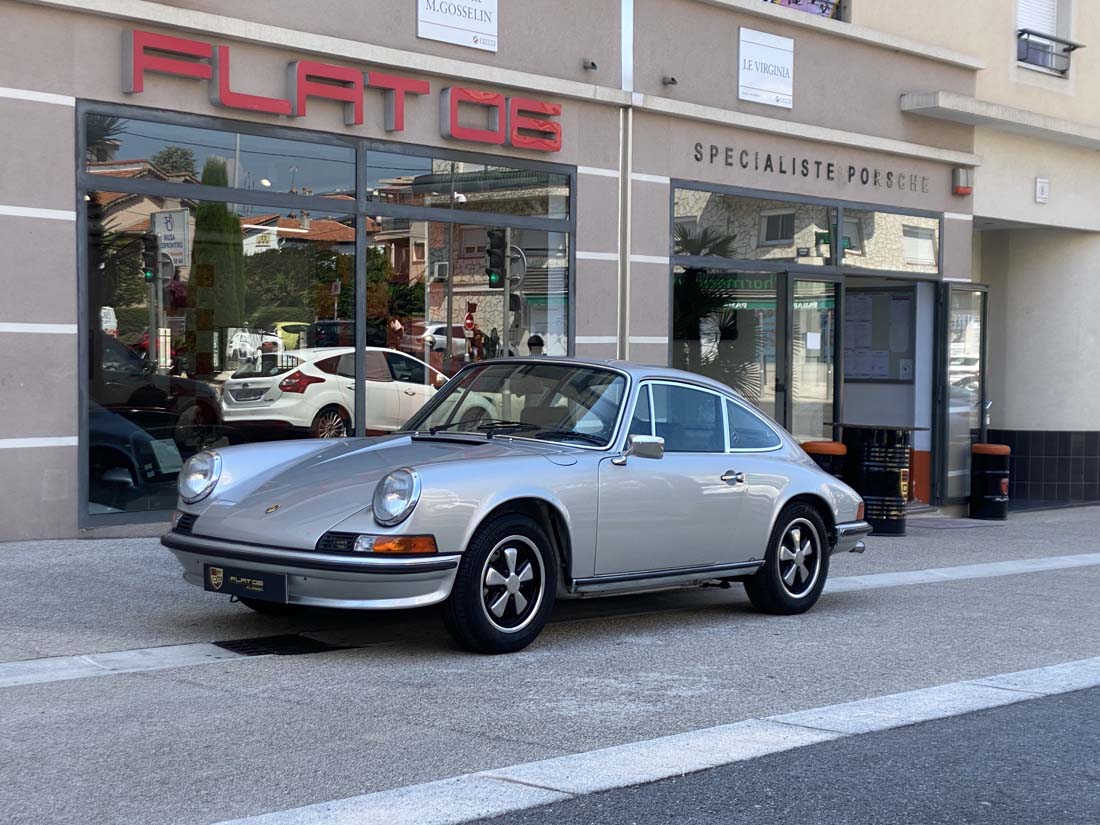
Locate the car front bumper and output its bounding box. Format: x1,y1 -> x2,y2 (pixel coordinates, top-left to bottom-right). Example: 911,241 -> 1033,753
834,520 -> 872,554
161,531 -> 460,609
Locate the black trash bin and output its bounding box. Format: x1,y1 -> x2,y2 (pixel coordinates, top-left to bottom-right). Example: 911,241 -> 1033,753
842,425 -> 912,536
970,443 -> 1010,520
801,440 -> 847,479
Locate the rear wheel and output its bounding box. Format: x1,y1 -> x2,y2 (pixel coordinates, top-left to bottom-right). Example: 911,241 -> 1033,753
443,513 -> 557,654
311,406 -> 349,439
744,503 -> 829,615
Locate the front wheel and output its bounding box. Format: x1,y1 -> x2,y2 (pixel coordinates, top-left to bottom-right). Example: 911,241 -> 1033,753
443,513 -> 557,654
743,503 -> 829,615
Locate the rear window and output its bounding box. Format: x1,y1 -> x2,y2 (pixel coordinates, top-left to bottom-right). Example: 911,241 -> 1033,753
230,354 -> 300,379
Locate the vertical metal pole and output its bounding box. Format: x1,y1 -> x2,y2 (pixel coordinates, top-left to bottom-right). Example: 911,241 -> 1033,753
503,226 -> 511,356
147,281 -> 157,370
353,143 -> 368,437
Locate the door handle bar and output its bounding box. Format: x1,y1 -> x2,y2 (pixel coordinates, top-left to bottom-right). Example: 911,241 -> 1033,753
721,471 -> 746,484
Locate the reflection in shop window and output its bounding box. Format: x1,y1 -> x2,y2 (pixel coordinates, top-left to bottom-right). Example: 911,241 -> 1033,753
84,113 -> 355,196
674,189 -> 835,266
758,210 -> 796,245
86,177 -> 365,514
671,266 -> 779,421
366,151 -> 570,219
903,225 -> 937,266
841,209 -> 939,274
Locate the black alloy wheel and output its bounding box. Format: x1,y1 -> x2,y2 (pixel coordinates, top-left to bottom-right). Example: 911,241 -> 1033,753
743,502 -> 829,615
443,512 -> 557,654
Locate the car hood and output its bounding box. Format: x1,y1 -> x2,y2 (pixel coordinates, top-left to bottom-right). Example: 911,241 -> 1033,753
192,434 -> 574,548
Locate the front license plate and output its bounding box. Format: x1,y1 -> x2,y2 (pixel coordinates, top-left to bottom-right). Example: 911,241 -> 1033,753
204,563 -> 288,603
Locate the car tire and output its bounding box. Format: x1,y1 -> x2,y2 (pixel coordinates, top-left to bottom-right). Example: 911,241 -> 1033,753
311,406 -> 350,439
443,513 -> 557,654
174,400 -> 222,453
743,503 -> 830,615
237,597 -> 310,616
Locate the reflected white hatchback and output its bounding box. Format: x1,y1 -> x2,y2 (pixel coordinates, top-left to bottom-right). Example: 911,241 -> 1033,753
220,347 -> 446,439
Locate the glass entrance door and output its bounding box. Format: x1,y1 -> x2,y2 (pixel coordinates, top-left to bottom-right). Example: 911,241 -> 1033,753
788,278 -> 839,441
671,268 -> 781,421
942,287 -> 987,501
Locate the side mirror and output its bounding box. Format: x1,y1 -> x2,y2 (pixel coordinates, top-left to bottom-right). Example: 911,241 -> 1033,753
611,434 -> 665,465
432,372 -> 447,388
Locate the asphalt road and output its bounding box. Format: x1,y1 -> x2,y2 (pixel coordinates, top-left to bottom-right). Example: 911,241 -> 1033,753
472,687 -> 1100,825
1,506 -> 1099,824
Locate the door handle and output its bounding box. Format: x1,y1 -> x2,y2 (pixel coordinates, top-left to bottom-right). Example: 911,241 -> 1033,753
403,389 -> 417,396
721,470 -> 746,484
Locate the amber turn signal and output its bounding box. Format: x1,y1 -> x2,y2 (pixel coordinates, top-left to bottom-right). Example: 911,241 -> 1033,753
369,535 -> 438,555
856,501 -> 865,521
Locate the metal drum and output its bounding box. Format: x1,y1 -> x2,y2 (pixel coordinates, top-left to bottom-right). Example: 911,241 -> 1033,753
842,427 -> 911,536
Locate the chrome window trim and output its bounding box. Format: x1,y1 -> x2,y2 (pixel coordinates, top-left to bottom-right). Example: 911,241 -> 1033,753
725,397 -> 785,454
637,379 -> 730,456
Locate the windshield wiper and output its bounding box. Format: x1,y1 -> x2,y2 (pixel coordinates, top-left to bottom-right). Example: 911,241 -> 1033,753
475,420 -> 539,438
426,421 -> 475,435
532,429 -> 606,445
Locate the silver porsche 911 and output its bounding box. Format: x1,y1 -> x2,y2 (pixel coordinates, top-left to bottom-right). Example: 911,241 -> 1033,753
163,358 -> 870,654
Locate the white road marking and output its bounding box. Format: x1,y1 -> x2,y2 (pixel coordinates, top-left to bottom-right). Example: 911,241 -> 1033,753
210,656 -> 1100,825
0,643 -> 244,688
827,552 -> 1100,593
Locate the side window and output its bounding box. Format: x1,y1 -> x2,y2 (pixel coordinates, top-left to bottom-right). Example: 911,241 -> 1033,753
651,384 -> 725,453
364,351 -> 390,382
727,400 -> 781,450
314,356 -> 340,376
386,352 -> 427,384
336,353 -> 355,378
628,386 -> 653,437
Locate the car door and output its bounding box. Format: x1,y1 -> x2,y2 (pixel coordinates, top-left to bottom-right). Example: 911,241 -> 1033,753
363,350 -> 401,431
595,381 -> 746,576
384,352 -> 434,423
724,397 -> 789,558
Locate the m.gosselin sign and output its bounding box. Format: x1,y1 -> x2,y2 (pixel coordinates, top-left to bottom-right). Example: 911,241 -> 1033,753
122,30 -> 561,152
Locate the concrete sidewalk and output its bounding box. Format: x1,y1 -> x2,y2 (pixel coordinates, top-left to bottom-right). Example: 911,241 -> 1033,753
0,506 -> 1096,663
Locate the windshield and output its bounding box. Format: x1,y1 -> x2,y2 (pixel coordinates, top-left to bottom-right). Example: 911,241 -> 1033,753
403,362 -> 628,448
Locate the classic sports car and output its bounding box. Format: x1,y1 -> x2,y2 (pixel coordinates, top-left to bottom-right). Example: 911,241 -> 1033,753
163,358 -> 870,654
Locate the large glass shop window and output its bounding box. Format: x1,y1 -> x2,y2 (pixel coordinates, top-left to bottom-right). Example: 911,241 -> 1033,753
86,188 -> 357,514
82,112 -> 573,516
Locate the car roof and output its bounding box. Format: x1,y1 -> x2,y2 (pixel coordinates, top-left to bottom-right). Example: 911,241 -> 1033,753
283,346 -> 431,362
455,357 -> 744,398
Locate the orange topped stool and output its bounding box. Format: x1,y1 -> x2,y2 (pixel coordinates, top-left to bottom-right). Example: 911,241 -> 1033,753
801,440 -> 847,479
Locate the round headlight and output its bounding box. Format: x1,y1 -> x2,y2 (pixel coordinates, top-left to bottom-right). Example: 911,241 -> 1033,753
373,468 -> 421,526
178,451 -> 222,504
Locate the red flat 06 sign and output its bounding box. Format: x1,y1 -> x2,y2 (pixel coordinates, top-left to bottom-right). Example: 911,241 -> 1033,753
122,30 -> 562,152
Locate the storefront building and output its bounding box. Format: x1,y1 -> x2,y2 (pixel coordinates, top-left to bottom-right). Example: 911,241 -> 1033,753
0,0 -> 1090,540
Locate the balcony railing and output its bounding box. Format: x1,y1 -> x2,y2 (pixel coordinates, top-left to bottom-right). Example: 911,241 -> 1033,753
1017,29 -> 1083,75
764,0 -> 843,20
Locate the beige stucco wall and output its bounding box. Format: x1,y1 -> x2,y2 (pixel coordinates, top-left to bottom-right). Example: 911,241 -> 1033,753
146,0 -> 624,89
635,0 -> 975,153
973,127 -> 1100,231
982,227 -> 1100,431
854,0 -> 1100,128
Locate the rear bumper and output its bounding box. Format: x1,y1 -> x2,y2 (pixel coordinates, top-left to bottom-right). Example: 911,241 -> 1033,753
162,531 -> 460,609
834,520 -> 872,554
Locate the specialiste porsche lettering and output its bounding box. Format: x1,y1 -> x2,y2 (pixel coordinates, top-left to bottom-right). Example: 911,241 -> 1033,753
692,142 -> 930,194
123,30 -> 562,152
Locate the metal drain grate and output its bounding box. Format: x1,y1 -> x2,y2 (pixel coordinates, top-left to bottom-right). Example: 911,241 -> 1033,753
213,634 -> 351,657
